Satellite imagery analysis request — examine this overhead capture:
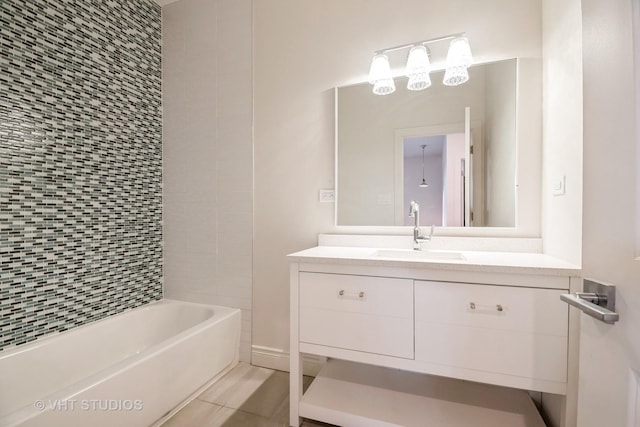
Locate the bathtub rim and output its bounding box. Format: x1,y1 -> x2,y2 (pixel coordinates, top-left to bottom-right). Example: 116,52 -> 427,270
0,299 -> 241,426
0,298 -> 233,359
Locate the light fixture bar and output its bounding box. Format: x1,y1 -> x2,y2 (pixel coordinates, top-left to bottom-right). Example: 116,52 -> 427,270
374,32 -> 466,55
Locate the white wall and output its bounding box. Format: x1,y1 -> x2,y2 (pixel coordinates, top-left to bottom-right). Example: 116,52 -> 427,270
162,0 -> 253,362
445,133 -> 466,226
484,60 -> 517,227
539,0 -> 583,425
253,0 -> 542,368
541,0 -> 583,266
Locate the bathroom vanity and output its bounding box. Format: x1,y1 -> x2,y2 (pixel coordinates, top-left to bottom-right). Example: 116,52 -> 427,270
289,239 -> 581,427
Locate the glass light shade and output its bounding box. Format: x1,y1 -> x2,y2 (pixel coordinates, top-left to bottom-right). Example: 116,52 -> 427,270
443,36 -> 473,86
373,78 -> 396,95
405,45 -> 432,91
443,65 -> 469,86
407,73 -> 431,91
368,54 -> 392,85
445,36 -> 473,68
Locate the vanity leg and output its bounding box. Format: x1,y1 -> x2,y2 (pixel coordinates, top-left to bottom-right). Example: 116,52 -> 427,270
290,264 -> 302,427
290,351 -> 303,427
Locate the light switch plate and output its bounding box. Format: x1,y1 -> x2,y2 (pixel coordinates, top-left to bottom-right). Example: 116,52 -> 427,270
553,175 -> 566,196
319,189 -> 335,203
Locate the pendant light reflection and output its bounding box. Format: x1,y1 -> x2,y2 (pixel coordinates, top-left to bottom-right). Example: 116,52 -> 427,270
419,144 -> 429,188
368,54 -> 395,95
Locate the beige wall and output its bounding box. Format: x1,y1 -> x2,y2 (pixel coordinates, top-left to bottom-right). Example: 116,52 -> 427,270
253,0 -> 542,366
162,0 -> 253,362
541,0 -> 583,266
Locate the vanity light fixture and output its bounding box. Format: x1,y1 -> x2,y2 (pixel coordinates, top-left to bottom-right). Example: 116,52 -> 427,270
406,45 -> 432,91
419,144 -> 429,188
443,36 -> 473,86
368,54 -> 396,95
368,32 -> 473,95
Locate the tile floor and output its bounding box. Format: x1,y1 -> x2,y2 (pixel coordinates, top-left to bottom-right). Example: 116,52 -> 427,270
161,362 -> 332,427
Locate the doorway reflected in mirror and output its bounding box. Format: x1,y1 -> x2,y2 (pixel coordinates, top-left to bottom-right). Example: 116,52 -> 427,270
402,134 -> 467,227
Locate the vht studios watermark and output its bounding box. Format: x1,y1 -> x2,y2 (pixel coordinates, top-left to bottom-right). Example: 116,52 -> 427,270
34,399 -> 144,412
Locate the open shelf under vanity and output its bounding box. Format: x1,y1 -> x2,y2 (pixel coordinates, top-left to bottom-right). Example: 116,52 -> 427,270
300,359 -> 546,427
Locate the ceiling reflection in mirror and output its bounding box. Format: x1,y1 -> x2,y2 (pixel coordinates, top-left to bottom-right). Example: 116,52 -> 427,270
336,58 -> 517,227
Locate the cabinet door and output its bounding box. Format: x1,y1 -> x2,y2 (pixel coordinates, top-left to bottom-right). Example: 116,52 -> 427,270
415,280 -> 568,384
299,272 -> 413,359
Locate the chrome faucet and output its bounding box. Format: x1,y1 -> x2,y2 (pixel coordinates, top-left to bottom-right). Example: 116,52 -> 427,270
409,201 -> 434,250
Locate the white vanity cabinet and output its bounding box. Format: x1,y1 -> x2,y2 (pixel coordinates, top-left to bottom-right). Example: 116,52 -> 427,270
289,248 -> 581,427
414,281 -> 568,391
299,272 -> 414,359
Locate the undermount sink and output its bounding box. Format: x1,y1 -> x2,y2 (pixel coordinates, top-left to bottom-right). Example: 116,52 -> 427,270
374,249 -> 466,261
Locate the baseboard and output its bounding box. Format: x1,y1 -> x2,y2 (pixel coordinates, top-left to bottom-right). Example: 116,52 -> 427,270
251,345 -> 290,372
251,345 -> 325,376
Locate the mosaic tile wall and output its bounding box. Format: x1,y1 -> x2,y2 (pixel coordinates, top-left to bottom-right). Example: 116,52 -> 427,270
0,0 -> 162,351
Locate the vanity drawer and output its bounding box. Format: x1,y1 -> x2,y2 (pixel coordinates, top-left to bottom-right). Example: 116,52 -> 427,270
299,272 -> 413,359
415,280 -> 568,384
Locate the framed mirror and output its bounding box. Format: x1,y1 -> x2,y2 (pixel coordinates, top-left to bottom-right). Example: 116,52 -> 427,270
336,58 -> 518,227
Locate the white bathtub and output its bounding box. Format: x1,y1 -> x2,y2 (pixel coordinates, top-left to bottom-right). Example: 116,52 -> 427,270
0,299 -> 241,427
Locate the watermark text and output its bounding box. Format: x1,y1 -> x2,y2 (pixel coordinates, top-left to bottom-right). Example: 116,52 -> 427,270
34,399 -> 143,412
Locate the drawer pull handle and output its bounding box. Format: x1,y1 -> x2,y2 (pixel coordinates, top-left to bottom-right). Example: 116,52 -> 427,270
469,302 -> 504,312
338,290 -> 366,299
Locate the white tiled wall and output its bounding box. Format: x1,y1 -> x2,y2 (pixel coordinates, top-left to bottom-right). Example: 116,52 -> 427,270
162,0 -> 253,362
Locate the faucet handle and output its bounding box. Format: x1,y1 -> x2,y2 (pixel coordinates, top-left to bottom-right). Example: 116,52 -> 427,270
409,200 -> 419,217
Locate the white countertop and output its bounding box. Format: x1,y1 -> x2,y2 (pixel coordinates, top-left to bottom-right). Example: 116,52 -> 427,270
288,246 -> 582,276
